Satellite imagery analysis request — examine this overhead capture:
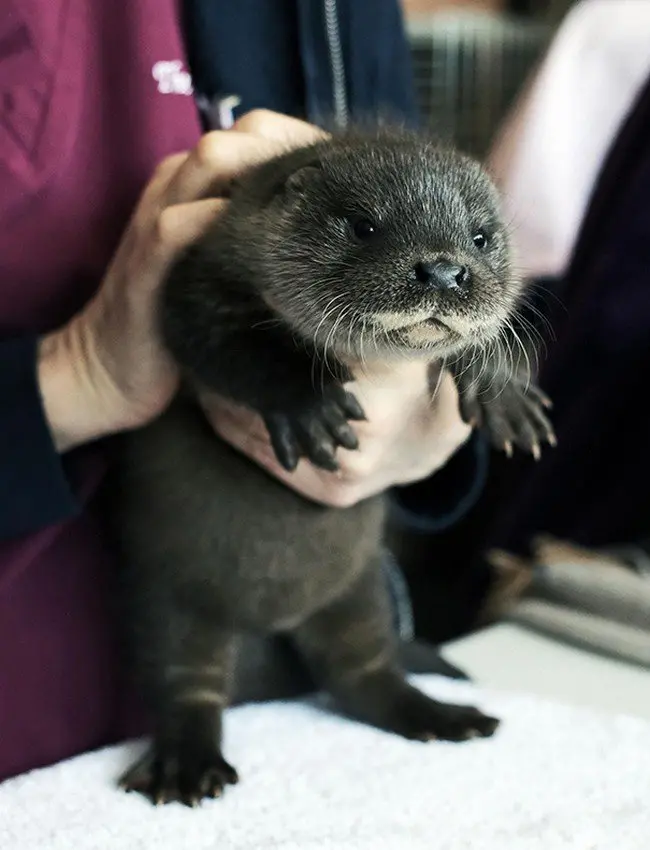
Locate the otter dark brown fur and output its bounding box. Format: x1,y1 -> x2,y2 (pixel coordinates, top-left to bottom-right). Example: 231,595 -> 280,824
109,129 -> 554,806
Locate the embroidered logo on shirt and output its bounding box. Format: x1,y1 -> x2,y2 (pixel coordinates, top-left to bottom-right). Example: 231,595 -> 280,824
152,60 -> 193,96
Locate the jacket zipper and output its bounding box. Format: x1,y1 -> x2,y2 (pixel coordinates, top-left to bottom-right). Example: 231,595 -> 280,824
323,0 -> 349,128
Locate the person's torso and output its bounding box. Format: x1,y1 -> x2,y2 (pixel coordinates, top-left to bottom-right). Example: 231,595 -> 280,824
0,0 -> 201,333
0,0 -> 202,781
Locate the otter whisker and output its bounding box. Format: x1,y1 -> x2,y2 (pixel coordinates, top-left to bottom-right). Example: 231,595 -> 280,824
488,325 -> 514,399
514,313 -> 544,370
499,323 -> 516,379
524,278 -> 567,314
430,358 -> 446,401
358,318 -> 369,375
508,321 -> 533,392
515,303 -> 553,350
474,343 -> 493,396
451,345 -> 481,393
313,294 -> 346,344
312,294 -> 348,389
323,305 -> 353,380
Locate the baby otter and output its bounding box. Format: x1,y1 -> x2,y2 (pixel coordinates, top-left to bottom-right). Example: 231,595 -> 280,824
109,129 -> 554,806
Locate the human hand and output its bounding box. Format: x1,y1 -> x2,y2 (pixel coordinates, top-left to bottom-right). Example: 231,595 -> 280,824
38,111 -> 325,451
202,362 -> 472,508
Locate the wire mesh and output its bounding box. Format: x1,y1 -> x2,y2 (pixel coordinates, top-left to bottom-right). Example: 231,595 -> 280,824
407,11 -> 552,157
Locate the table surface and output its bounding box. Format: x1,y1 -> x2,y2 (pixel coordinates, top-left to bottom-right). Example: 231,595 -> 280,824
443,622 -> 650,719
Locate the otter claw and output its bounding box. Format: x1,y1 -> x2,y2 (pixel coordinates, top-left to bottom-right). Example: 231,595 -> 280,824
340,391 -> 366,421
263,387 -> 364,472
266,414 -> 300,471
460,379 -> 555,461
120,747 -> 239,807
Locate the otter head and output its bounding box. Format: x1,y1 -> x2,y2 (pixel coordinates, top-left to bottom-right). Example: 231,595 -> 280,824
253,132 -> 518,363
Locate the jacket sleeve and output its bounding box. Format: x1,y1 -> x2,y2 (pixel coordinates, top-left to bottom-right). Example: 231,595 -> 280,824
389,432 -> 490,533
0,335 -> 80,541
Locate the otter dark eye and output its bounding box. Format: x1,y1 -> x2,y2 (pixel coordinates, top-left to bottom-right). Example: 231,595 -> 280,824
473,230 -> 488,249
350,217 -> 377,241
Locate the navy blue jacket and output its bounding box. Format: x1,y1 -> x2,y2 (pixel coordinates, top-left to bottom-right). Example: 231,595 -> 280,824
0,0 -> 484,541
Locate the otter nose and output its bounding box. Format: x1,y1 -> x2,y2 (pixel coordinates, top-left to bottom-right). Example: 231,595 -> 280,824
414,261 -> 470,291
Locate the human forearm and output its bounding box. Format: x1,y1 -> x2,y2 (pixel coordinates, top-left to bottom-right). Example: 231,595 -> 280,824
37,319 -> 138,453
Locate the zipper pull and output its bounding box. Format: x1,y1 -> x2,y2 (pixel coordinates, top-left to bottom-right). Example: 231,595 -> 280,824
196,94 -> 242,131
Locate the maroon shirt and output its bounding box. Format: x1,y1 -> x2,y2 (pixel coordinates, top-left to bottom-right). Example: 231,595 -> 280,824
0,0 -> 201,780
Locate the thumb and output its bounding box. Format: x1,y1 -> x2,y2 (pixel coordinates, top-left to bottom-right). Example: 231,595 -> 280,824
156,198 -> 227,261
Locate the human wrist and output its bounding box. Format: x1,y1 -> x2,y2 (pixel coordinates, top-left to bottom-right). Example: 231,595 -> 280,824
390,430 -> 489,533
37,319 -> 134,452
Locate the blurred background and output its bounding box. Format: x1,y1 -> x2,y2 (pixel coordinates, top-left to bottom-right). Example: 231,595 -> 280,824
388,1 -> 650,680
400,0 -> 575,156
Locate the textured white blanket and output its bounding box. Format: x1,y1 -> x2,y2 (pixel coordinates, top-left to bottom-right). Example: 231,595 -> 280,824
2,676 -> 649,850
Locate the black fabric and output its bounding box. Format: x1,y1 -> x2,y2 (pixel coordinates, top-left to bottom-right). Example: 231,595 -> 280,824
488,73 -> 650,552
0,336 -> 79,539
182,0 -> 419,127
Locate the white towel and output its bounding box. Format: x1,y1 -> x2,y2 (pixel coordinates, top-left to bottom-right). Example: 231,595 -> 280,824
2,676 -> 649,850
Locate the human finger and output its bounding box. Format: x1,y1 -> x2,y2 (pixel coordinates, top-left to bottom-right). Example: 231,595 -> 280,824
232,109 -> 328,147
164,130 -> 292,206
154,198 -> 227,259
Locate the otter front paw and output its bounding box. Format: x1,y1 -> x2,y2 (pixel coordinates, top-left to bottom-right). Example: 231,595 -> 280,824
264,385 -> 365,472
119,745 -> 239,807
384,687 -> 500,742
460,380 -> 556,460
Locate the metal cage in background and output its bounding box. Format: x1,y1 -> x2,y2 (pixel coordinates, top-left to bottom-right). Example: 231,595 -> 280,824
406,11 -> 552,158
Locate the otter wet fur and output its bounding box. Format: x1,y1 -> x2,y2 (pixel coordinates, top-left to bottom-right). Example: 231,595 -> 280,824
109,128 -> 554,807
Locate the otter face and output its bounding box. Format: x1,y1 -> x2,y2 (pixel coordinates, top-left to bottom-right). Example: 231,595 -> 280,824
256,135 -> 518,362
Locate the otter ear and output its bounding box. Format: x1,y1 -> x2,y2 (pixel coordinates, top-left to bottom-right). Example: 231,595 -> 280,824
283,163 -> 322,196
